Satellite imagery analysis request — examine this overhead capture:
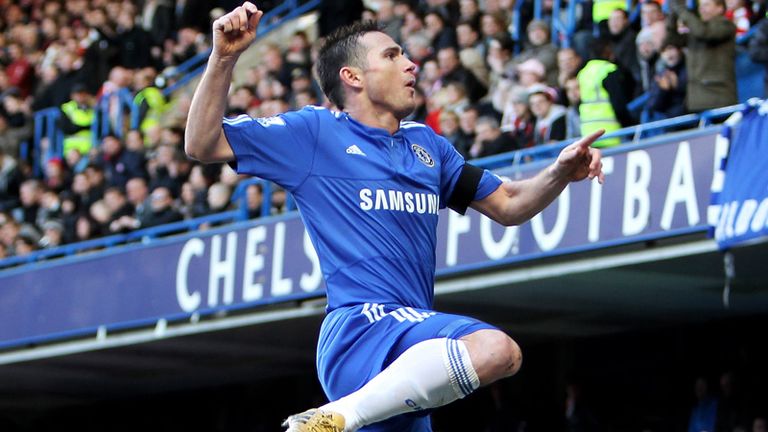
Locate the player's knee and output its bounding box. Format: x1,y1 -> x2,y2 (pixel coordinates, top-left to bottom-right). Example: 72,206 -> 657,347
490,333 -> 522,378
467,330 -> 522,382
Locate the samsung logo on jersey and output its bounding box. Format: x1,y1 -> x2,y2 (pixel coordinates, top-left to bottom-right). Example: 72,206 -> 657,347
359,188 -> 439,215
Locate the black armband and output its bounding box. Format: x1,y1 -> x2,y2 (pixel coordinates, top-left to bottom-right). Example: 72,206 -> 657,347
448,163 -> 484,215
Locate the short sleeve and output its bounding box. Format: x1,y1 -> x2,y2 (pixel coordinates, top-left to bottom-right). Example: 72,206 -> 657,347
222,107 -> 319,191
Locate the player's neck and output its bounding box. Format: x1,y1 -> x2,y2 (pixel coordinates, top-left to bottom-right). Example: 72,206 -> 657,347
344,101 -> 401,135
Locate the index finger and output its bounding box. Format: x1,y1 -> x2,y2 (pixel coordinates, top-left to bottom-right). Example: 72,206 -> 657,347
576,129 -> 606,149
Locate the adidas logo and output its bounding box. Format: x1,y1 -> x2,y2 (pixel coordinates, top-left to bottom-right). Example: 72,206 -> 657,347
346,145 -> 366,156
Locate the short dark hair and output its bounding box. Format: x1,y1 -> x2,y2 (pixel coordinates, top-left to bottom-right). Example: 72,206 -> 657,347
316,20 -> 383,110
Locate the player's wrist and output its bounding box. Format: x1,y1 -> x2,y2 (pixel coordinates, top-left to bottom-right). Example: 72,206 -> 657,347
547,161 -> 572,185
208,50 -> 241,68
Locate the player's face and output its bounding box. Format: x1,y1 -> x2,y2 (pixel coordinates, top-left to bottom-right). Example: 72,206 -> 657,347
360,32 -> 418,119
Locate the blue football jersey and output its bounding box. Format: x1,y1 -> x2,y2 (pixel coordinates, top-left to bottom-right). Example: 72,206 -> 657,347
223,106 -> 501,310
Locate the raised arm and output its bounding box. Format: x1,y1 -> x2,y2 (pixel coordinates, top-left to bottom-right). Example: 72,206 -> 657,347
184,2 -> 263,163
471,130 -> 605,226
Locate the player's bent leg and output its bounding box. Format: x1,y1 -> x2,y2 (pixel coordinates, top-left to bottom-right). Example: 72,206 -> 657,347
284,337 -> 479,432
460,329 -> 522,385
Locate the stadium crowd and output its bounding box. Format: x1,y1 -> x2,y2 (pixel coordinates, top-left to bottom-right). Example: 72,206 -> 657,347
0,0 -> 766,263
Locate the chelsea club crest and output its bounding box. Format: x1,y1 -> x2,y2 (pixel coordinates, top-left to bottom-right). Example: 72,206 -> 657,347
411,144 -> 435,167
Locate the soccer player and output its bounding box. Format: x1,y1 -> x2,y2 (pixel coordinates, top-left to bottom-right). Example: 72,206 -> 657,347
185,3 -> 605,431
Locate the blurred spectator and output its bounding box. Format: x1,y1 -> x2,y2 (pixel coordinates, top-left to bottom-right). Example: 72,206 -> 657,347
125,176 -> 150,222
439,110 -> 471,158
262,44 -> 293,89
139,186 -> 182,229
607,9 -> 641,88
747,16 -> 768,98
89,198 -> 113,236
725,0 -> 752,36
42,157 -> 69,193
32,50 -> 83,110
458,105 -> 479,146
459,0 -> 482,27
13,234 -> 37,256
206,182 -> 233,215
38,188 -> 63,226
593,1 -> 628,30
497,58 -> 547,132
74,214 -> 100,243
124,130 -> 147,154
271,186 -> 288,215
400,7 -> 425,43
563,76 -> 582,139
245,182 -> 264,219
80,7 -> 118,93
38,219 -> 64,249
65,147 -> 90,175
132,67 -> 169,136
457,19 -> 487,67
485,34 -> 516,106
167,27 -> 208,67
285,31 -> 312,73
0,148 -> 22,211
377,0 -> 403,43
228,85 -> 258,117
59,84 -> 96,156
440,81 -> 471,116
0,90 -> 33,157
636,27 -> 662,92
642,0 -> 667,27
4,42 -> 34,98
528,85 -> 567,145
418,59 -> 442,98
689,377 -> 718,432
640,0 -> 668,50
141,0 -> 175,47
13,179 -> 43,226
646,41 -> 688,119
71,172 -> 95,210
425,9 -> 458,51
148,144 -> 183,197
516,19 -> 560,86
0,217 -> 20,255
406,33 -> 436,70
427,0 -> 461,25
98,134 -> 146,189
577,38 -> 635,147
103,186 -> 134,234
98,66 -> 134,137
556,48 -> 584,92
480,12 -> 508,45
469,116 -> 517,158
115,8 -> 156,69
667,0 -> 737,112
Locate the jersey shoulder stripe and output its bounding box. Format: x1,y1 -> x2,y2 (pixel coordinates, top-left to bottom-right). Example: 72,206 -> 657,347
222,114 -> 254,125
